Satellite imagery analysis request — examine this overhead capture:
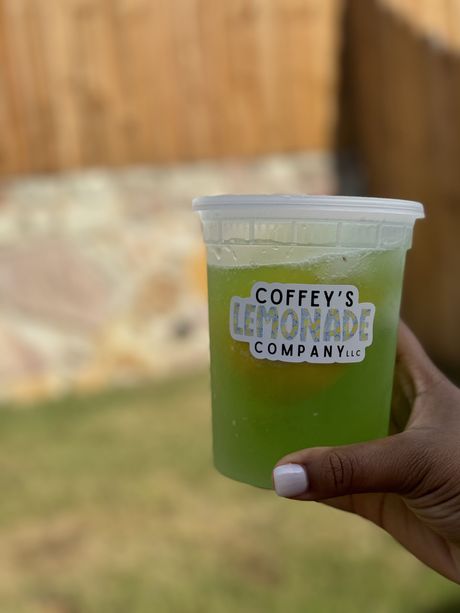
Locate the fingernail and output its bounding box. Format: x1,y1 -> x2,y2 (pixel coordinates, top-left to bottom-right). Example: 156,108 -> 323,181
273,463 -> 309,497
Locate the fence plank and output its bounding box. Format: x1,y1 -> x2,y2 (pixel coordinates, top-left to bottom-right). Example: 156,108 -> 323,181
39,0 -> 84,169
446,0 -> 460,49
2,0 -> 37,172
0,1 -> 23,174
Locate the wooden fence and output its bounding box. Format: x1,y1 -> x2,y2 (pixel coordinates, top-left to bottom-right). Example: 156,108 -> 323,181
344,0 -> 460,375
0,0 -> 343,175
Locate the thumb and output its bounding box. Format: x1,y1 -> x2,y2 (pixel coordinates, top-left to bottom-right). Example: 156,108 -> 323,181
272,432 -> 430,500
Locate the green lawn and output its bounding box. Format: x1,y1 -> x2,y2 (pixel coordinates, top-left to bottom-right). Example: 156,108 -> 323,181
0,374 -> 457,612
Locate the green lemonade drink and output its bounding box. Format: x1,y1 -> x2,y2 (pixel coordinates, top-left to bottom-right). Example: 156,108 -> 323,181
193,195 -> 424,488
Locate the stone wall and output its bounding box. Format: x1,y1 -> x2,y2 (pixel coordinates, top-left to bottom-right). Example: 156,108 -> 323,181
0,153 -> 334,404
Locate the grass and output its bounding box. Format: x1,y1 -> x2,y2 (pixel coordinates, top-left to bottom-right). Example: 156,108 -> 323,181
0,373 -> 457,612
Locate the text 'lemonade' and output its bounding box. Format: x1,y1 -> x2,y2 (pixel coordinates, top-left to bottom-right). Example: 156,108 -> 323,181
230,282 -> 375,363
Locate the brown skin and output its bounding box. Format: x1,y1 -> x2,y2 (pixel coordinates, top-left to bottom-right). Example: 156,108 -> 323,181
275,322 -> 460,584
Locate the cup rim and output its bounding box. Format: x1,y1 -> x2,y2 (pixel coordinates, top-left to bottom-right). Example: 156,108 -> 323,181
192,194 -> 425,222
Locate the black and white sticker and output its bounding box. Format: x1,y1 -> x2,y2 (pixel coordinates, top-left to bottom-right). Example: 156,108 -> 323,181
230,282 -> 375,363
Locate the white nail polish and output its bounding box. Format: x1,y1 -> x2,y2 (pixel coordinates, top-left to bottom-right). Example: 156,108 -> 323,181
273,463 -> 309,497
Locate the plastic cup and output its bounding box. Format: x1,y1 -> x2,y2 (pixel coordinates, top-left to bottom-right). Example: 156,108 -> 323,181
192,195 -> 424,488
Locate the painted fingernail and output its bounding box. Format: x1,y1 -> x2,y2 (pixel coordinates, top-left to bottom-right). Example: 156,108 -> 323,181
273,463 -> 309,497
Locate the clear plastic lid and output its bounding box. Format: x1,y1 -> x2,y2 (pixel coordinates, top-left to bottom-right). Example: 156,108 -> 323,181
192,194 -> 425,223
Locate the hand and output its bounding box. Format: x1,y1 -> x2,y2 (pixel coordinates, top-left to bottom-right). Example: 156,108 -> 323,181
273,322 -> 460,584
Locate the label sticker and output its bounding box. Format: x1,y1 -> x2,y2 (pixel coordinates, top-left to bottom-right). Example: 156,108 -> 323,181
229,282 -> 375,364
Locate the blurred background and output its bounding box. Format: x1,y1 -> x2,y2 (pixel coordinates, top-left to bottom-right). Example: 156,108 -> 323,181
0,0 -> 460,611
